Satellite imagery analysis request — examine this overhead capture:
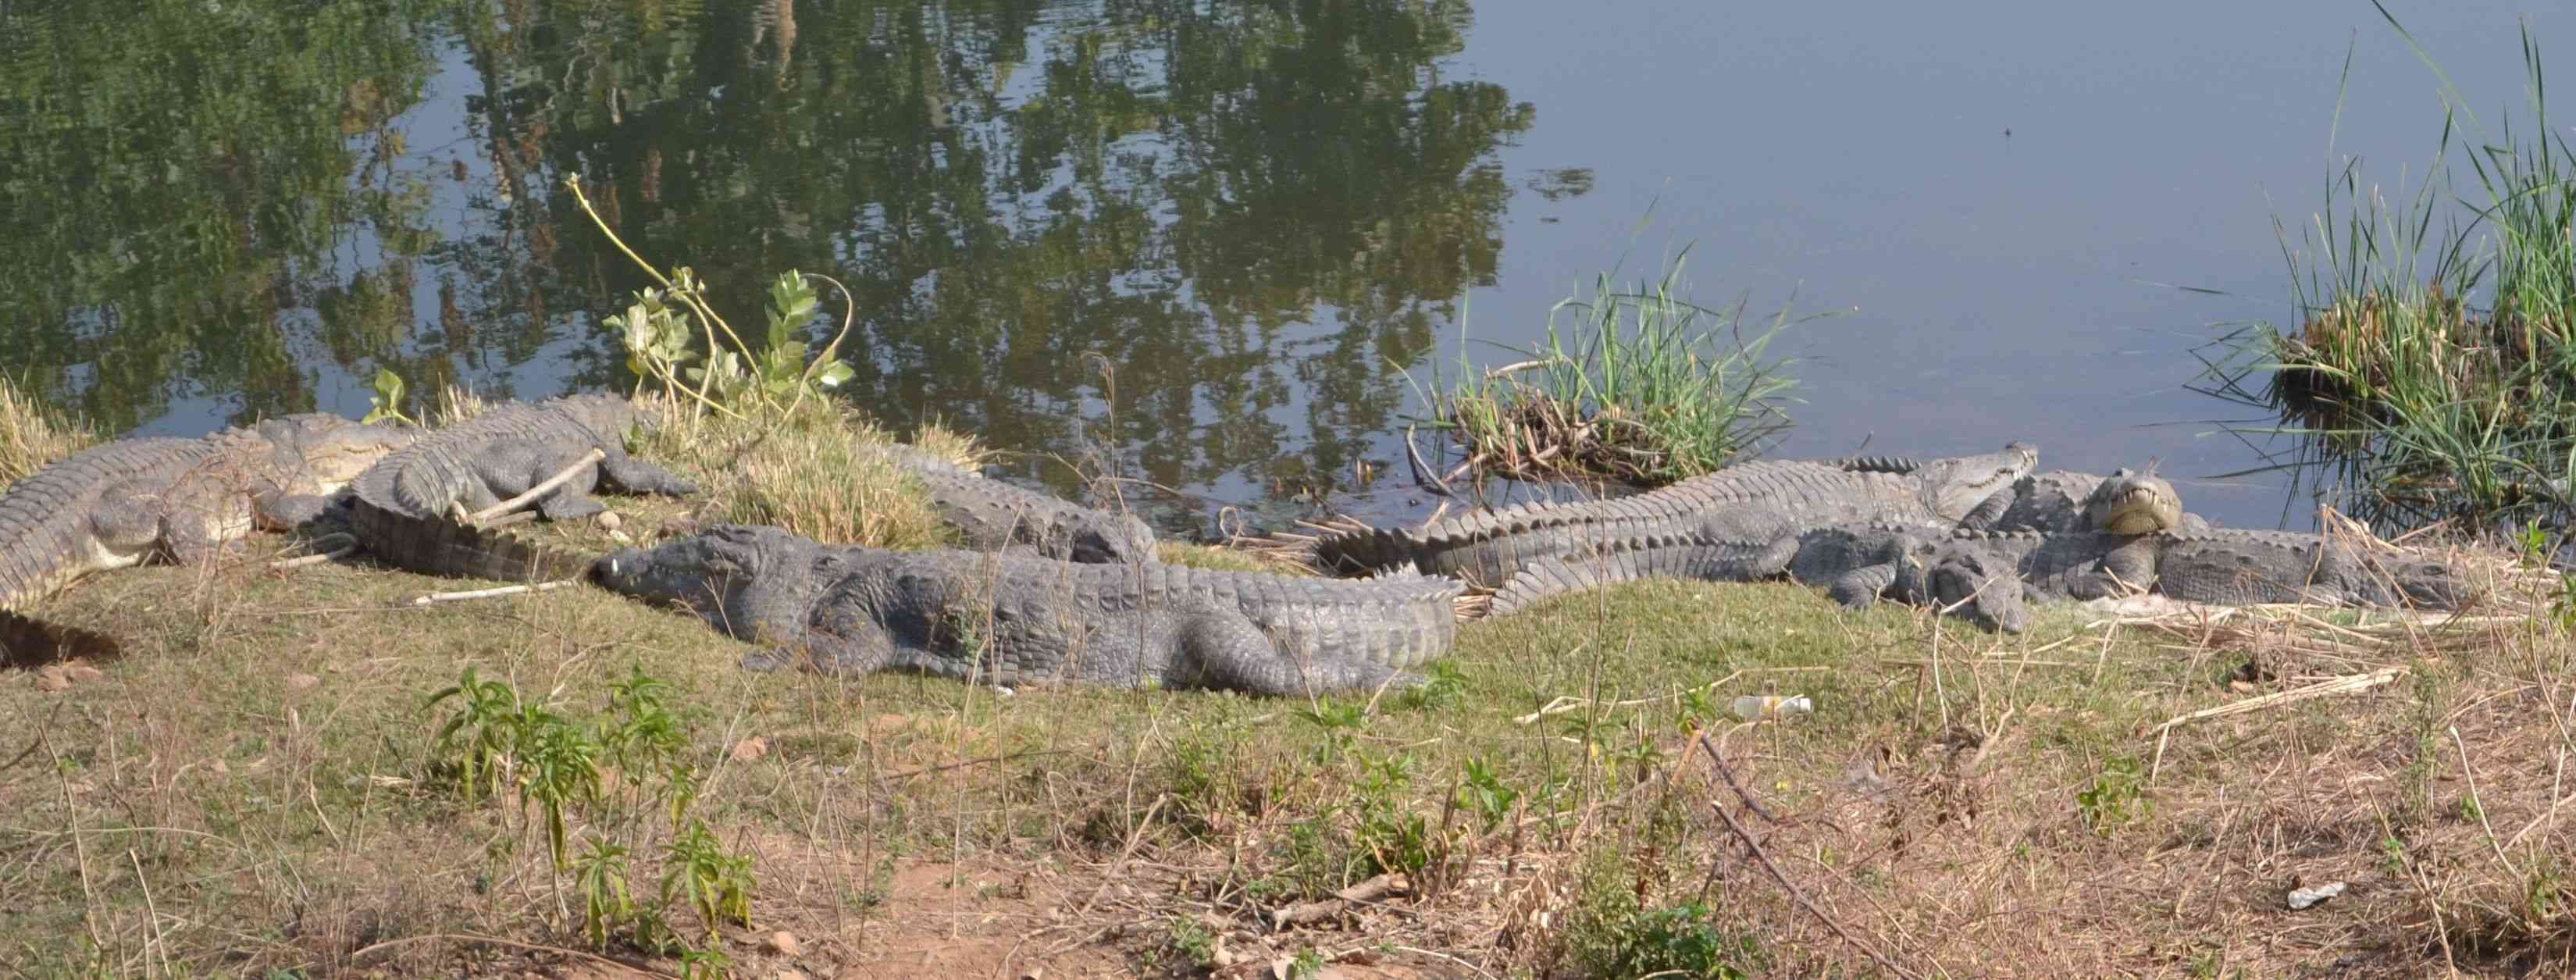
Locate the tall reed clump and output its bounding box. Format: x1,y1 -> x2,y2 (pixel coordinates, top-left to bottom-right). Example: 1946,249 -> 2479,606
1431,247 -> 1801,486
2217,12 -> 2576,536
0,376 -> 100,485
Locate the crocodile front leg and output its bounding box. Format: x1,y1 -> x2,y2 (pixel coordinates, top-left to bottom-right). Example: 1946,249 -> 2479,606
597,448 -> 700,497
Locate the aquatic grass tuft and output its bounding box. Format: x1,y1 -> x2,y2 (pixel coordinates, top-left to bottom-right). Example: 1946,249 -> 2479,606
2213,11 -> 2576,538
0,376 -> 101,486
630,392 -> 972,551
1427,246 -> 1802,486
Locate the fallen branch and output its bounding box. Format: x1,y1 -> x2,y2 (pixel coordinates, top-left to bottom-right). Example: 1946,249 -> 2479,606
1403,424 -> 1455,497
352,932 -> 675,978
1693,737 -> 1919,978
1514,666 -> 1831,725
268,533 -> 356,570
1270,871 -> 1410,929
411,580 -> 579,606
466,447 -> 604,524
2145,666 -> 2406,778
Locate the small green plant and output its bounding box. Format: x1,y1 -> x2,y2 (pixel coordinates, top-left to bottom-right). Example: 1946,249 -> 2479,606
362,367 -> 419,426
1347,753 -> 1435,878
1296,701 -> 1366,764
423,666 -> 754,953
1455,756 -> 1520,832
2077,754 -> 2150,836
2551,572 -> 2576,633
1288,947 -> 1327,979
572,174 -> 853,422
1163,915 -> 1220,971
1555,851 -> 1763,979
1395,660 -> 1466,710
675,945 -> 733,980
572,837 -> 635,949
2381,834 -> 2410,875
425,665 -> 529,801
663,818 -> 757,942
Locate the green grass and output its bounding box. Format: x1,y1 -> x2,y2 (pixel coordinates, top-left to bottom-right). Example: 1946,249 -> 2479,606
2208,8 -> 2576,540
1425,244 -> 1803,486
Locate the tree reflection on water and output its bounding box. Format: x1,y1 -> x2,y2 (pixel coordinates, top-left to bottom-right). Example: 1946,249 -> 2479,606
0,0 -> 1533,512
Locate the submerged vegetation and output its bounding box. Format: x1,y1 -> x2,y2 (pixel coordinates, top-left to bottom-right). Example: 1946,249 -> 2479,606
2213,12 -> 2576,540
1427,247 -> 1803,487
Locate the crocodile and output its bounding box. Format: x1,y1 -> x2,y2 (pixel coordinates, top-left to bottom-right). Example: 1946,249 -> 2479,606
593,523 -> 1459,695
1480,465 -> 2197,631
873,446 -> 1157,564
1985,462 -> 2210,535
1480,522 -> 2031,632
1311,442 -> 2040,587
1939,524 -> 2471,608
348,394 -> 698,582
1,414 -> 415,610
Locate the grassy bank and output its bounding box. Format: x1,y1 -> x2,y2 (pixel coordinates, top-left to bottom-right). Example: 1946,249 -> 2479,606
2217,13 -> 2576,540
1427,248 -> 1802,488
4,383 -> 2573,975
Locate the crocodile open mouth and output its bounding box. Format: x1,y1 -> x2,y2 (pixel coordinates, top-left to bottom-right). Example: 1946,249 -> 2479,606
2098,486 -> 2182,535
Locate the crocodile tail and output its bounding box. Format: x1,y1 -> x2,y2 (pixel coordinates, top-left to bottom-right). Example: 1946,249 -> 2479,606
350,498 -> 597,582
0,609 -> 122,668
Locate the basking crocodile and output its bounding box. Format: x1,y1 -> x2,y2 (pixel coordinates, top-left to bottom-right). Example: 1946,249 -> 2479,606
1,414 -> 415,610
593,523 -> 1459,695
348,394 -> 698,581
1481,465 -> 2197,632
1312,442 -> 2039,587
1482,522 -> 2032,632
1985,462 -> 2210,535
1941,525 -> 2469,608
874,446 -> 1156,564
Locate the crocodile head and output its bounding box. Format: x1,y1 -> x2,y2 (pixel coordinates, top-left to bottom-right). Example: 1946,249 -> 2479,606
594,523 -> 825,642
2081,462 -> 2186,536
249,414 -> 419,490
2379,558 -> 2476,609
1911,441 -> 2039,523
1898,538 -> 2029,634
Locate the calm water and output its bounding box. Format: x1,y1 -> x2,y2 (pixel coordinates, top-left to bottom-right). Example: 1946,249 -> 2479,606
0,0 -> 2561,533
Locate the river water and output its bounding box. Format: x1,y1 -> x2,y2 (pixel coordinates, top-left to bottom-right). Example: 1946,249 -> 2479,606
0,0 -> 2561,533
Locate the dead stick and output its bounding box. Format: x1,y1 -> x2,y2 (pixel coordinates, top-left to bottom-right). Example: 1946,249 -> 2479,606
411,580 -> 579,606
269,533 -> 356,570
351,932 -> 675,978
1271,871 -> 1409,929
1695,733 -> 1781,825
466,447 -> 605,524
1694,737 -> 1919,979
1403,424 -> 1455,498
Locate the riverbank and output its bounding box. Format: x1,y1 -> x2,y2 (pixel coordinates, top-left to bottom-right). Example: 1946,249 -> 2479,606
2,394 -> 2569,976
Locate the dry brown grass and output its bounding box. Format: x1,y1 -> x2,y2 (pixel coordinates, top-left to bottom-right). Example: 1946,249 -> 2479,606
0,375 -> 102,483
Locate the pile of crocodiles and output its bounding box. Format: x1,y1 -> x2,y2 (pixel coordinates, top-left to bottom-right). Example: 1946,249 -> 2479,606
0,394 -> 2479,694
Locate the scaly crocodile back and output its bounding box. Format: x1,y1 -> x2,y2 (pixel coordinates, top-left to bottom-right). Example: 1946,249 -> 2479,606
1486,530 -> 1762,616
0,437 -> 220,608
348,397 -> 635,581
872,446 -> 1158,563
1309,459 -> 1905,582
